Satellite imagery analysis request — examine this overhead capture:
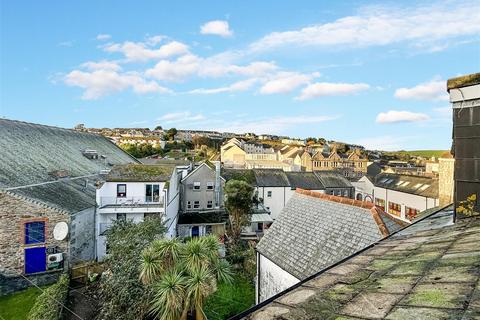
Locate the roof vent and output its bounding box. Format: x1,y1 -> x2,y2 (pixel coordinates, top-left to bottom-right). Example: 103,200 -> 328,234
82,149 -> 99,159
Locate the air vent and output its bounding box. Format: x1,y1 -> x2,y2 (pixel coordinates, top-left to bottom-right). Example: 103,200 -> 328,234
82,149 -> 99,159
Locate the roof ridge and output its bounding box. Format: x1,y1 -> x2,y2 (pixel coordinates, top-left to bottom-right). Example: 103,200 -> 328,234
295,188 -> 374,210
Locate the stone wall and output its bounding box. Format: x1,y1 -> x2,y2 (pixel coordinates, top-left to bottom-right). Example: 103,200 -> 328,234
438,158 -> 455,206
0,271 -> 62,296
0,192 -> 69,277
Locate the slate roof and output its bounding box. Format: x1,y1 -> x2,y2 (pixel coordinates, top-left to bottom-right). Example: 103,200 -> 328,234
6,176 -> 98,213
374,173 -> 439,198
106,164 -> 175,182
0,119 -> 137,213
222,169 -> 350,191
254,169 -> 291,187
284,172 -> 325,190
313,171 -> 353,188
238,207 -> 480,320
0,119 -> 137,188
256,190 -> 406,279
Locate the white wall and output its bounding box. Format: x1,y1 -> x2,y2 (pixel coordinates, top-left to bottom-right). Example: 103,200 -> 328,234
97,181 -> 166,205
165,169 -> 182,238
257,253 -> 299,303
257,187 -> 324,220
373,186 -> 439,220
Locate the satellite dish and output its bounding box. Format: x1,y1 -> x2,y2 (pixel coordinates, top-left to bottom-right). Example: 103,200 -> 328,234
53,222 -> 69,241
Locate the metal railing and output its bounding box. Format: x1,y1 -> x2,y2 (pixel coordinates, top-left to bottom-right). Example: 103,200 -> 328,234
99,196 -> 164,207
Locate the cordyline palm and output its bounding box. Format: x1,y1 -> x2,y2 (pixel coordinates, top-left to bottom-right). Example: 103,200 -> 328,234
139,235 -> 233,320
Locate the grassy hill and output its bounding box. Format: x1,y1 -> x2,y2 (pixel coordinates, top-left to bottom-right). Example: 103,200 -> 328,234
384,150 -> 449,158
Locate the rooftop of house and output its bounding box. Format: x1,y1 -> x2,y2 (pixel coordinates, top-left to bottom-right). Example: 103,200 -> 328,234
237,206 -> 480,320
106,164 -> 176,182
373,173 -> 439,199
256,189 -> 407,280
284,172 -> 325,190
0,118 -> 138,189
177,210 -> 228,225
0,118 -> 137,214
447,72 -> 480,90
221,169 -> 353,189
253,169 -> 291,187
313,171 -> 353,189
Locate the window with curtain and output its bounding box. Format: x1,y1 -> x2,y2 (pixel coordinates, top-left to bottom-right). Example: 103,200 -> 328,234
145,184 -> 160,202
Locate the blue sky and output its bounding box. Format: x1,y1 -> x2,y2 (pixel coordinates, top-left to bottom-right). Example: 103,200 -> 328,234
1,0 -> 479,150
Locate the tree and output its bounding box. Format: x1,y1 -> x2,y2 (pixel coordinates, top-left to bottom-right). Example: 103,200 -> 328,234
97,218 -> 165,320
224,180 -> 255,242
155,125 -> 163,130
165,128 -> 178,141
140,236 -> 233,320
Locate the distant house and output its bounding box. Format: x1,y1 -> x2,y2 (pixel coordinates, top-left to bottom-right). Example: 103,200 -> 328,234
301,145 -> 368,179
255,189 -> 407,302
223,169 -> 353,220
177,162 -> 227,238
354,173 -> 439,221
0,119 -> 137,294
95,164 -> 180,259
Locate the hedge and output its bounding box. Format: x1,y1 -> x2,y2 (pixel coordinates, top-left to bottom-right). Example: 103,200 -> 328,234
27,274 -> 69,320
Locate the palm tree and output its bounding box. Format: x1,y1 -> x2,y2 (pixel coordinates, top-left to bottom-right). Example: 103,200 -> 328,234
140,235 -> 233,320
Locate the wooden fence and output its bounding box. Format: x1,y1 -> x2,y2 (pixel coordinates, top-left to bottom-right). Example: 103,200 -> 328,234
70,262 -> 103,285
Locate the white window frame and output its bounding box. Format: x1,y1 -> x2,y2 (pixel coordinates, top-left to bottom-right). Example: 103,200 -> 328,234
193,200 -> 200,209
193,182 -> 201,191
206,182 -> 214,190
207,200 -> 213,208
267,191 -> 272,198
187,201 -> 192,209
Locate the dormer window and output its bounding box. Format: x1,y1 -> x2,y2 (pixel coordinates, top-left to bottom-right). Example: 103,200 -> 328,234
117,184 -> 127,198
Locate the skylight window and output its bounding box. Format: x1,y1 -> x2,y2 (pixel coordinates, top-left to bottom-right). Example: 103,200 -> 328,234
401,182 -> 410,187
419,184 -> 430,191
396,181 -> 404,186
413,183 -> 423,189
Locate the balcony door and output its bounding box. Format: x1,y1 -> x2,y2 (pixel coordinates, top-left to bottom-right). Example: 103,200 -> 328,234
145,184 -> 160,203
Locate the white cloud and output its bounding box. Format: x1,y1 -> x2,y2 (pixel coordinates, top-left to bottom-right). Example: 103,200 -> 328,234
145,54 -> 201,82
249,1 -> 480,52
103,40 -> 189,62
157,112 -> 205,123
198,60 -> 278,78
64,69 -> 170,99
355,136 -> 411,151
188,78 -> 258,94
376,110 -> 430,124
260,72 -> 318,94
96,34 -> 111,41
200,20 -> 233,37
80,60 -> 122,71
394,79 -> 448,101
297,82 -> 369,100
434,106 -> 451,117
214,115 -> 340,134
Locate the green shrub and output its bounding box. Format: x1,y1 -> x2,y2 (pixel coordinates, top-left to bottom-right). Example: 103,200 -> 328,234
27,274 -> 69,320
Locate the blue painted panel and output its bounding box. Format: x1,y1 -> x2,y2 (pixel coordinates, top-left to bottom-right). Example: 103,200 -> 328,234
25,247 -> 46,274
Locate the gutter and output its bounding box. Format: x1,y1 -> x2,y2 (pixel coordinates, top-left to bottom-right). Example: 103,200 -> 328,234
229,202 -> 453,320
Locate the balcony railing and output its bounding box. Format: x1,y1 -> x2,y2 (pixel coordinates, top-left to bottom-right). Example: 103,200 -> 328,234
99,196 -> 164,207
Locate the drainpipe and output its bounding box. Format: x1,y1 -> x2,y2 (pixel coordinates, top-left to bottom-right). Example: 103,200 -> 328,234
214,161 -> 221,209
